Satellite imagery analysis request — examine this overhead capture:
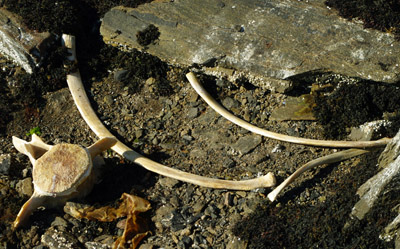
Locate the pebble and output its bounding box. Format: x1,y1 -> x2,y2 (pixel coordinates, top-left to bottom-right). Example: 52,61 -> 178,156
85,241 -> 110,249
103,95 -> 113,106
93,235 -> 114,247
192,200 -> 206,213
113,69 -> 128,82
16,177 -> 33,196
271,144 -> 285,153
222,97 -> 239,109
182,135 -> 193,141
232,135 -> 262,155
135,129 -> 144,138
187,107 -> 199,119
158,177 -> 180,188
41,227 -> 80,249
0,154 -> 11,174
51,217 -> 68,228
145,77 -> 156,85
222,158 -> 235,168
178,236 -> 192,249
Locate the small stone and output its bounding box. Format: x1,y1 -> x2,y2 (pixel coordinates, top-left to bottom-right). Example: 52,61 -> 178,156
182,135 -> 193,142
186,213 -> 202,224
85,241 -> 110,249
51,217 -> 68,228
222,97 -> 239,109
138,244 -> 154,249
154,204 -> 175,231
22,168 -> 30,178
178,236 -> 192,249
223,158 -> 235,168
187,107 -> 199,119
16,177 -> 33,196
187,91 -> 199,103
145,77 -> 156,85
158,177 -> 180,188
103,95 -> 113,106
192,200 -> 206,213
0,154 -> 11,175
41,227 -> 80,249
135,129 -> 144,138
232,135 -> 262,155
152,137 -> 159,145
163,210 -> 186,232
113,69 -> 128,82
271,144 -> 285,153
94,235 -> 114,247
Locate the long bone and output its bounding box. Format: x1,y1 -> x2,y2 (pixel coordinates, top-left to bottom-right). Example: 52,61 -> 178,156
186,72 -> 391,148
62,34 -> 276,190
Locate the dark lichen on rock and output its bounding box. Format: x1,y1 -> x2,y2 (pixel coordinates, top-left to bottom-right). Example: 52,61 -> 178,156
136,24 -> 160,47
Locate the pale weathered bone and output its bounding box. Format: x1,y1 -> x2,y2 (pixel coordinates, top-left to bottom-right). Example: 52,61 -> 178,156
267,148 -> 370,202
62,34 -> 276,191
186,72 -> 391,148
12,134 -> 117,228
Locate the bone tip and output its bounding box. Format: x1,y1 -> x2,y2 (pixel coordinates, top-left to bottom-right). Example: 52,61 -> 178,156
12,208 -> 32,229
13,216 -> 24,229
12,136 -> 24,145
264,172 -> 276,187
267,190 -> 279,202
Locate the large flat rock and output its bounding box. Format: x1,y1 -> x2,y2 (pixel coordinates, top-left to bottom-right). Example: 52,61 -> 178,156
100,0 -> 400,92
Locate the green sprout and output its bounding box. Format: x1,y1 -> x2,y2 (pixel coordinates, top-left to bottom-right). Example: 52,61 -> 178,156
26,127 -> 42,137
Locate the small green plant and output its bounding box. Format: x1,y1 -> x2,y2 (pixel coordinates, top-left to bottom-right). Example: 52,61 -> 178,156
26,127 -> 42,137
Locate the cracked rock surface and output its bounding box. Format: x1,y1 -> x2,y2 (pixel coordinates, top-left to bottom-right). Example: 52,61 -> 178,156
101,0 -> 400,92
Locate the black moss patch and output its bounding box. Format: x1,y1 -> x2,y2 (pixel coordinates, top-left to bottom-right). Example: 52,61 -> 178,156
325,0 -> 400,39
88,45 -> 171,96
313,82 -> 400,139
137,24 -> 160,47
232,152 -> 393,248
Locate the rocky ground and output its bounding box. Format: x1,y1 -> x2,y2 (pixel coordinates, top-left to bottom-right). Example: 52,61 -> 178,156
1,1 -> 400,249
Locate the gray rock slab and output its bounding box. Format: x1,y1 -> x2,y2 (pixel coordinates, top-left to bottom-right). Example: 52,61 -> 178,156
0,8 -> 55,73
100,0 -> 400,92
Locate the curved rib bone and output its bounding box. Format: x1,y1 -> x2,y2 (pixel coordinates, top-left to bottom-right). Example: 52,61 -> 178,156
62,34 -> 276,190
267,148 -> 370,202
186,72 -> 390,148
